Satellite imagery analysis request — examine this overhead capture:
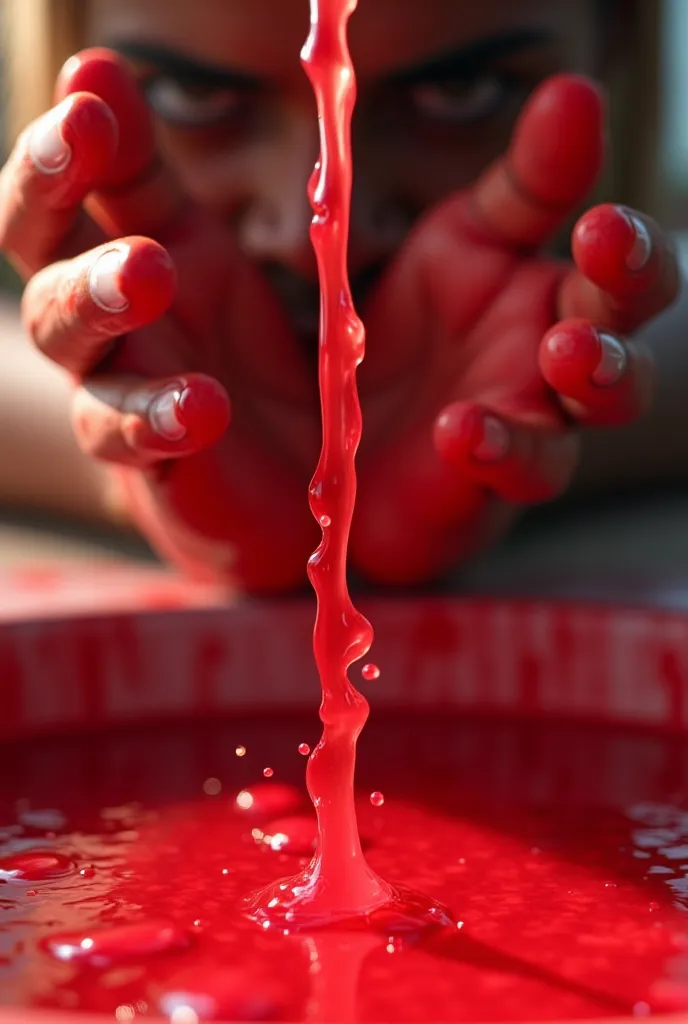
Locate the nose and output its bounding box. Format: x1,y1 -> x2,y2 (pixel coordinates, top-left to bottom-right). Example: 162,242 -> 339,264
236,105 -> 412,282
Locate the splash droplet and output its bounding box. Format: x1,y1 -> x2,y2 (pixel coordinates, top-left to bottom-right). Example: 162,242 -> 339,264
203,778 -> 222,796
235,746 -> 246,758
43,921 -> 189,967
0,851 -> 73,882
319,515 -> 331,528
263,768 -> 274,779
298,744 -> 311,757
362,663 -> 380,681
79,866 -> 96,879
370,792 -> 385,808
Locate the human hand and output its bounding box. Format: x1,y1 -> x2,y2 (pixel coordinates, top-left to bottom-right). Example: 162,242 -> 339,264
351,75 -> 679,585
0,49 -> 320,592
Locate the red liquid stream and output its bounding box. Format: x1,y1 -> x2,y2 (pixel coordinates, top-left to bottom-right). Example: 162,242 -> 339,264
247,0 -> 449,930
301,0 -> 389,917
247,0 -> 390,925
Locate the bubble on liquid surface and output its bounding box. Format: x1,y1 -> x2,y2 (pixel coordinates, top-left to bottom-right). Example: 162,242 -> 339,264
0,850 -> 73,882
158,966 -> 289,1022
234,783 -> 303,819
361,663 -> 380,681
43,921 -> 190,967
370,791 -> 385,808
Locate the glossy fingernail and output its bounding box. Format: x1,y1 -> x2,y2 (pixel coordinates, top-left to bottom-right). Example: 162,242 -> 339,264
89,249 -> 129,313
473,415 -> 510,462
592,332 -> 627,387
622,209 -> 652,272
149,389 -> 187,441
28,108 -> 72,174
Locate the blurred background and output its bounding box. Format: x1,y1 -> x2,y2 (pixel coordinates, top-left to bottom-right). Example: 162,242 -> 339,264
0,0 -> 684,592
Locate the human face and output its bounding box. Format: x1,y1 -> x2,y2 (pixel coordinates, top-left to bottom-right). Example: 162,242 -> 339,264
86,0 -> 601,352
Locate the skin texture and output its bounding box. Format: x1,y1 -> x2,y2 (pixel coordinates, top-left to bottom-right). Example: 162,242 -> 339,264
0,0 -> 680,590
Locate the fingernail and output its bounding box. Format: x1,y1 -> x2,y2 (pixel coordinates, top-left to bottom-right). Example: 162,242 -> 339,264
473,414 -> 510,462
28,107 -> 72,174
622,209 -> 652,272
149,389 -> 187,441
592,332 -> 627,387
89,249 -> 129,313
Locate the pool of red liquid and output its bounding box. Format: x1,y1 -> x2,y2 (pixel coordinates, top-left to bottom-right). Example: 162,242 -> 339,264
1,715 -> 688,1022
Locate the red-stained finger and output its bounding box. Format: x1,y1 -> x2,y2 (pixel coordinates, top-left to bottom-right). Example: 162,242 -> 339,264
470,75 -> 605,251
56,49 -> 186,239
434,401 -> 579,503
559,204 -> 681,334
538,318 -> 654,427
0,93 -> 117,275
22,236 -> 177,377
72,373 -> 230,468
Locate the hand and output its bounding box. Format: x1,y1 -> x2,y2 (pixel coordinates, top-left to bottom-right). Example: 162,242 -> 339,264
352,75 -> 680,585
0,49 -> 320,592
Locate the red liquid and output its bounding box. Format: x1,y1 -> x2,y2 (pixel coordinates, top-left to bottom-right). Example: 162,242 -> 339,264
247,0 -> 443,930
2,717 -> 688,1020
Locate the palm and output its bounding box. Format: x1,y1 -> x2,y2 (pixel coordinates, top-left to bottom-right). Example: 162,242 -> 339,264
112,213 -> 322,591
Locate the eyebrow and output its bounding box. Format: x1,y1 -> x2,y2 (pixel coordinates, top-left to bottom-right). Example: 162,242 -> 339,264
386,29 -> 552,86
106,40 -> 263,90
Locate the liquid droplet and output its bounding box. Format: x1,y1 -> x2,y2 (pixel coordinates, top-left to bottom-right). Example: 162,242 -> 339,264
203,778 -> 222,796
0,851 -> 73,882
79,865 -> 96,879
262,816 -> 318,857
235,746 -> 246,758
43,921 -> 190,967
370,792 -> 385,808
26,889 -> 38,897
319,515 -> 331,528
361,663 -> 380,681
298,744 -> 311,757
234,783 -> 303,819
263,767 -> 274,778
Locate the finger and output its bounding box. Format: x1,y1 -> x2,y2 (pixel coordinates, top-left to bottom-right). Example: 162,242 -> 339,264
539,318 -> 653,427
559,204 -> 681,333
434,402 -> 579,503
72,373 -> 230,468
470,75 -> 604,250
56,49 -> 185,238
0,93 -> 117,275
22,237 -> 177,377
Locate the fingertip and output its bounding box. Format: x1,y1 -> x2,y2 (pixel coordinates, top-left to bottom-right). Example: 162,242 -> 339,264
539,318 -> 602,391
56,48 -> 154,186
176,375 -> 231,448
433,402 -> 484,467
57,92 -> 119,179
116,238 -> 177,319
511,74 -> 605,209
572,204 -> 658,295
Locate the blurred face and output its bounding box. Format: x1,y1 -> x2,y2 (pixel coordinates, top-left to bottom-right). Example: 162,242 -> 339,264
87,0 -> 601,347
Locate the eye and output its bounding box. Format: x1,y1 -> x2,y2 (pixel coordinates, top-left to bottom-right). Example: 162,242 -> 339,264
410,73 -> 508,125
143,76 -> 243,127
